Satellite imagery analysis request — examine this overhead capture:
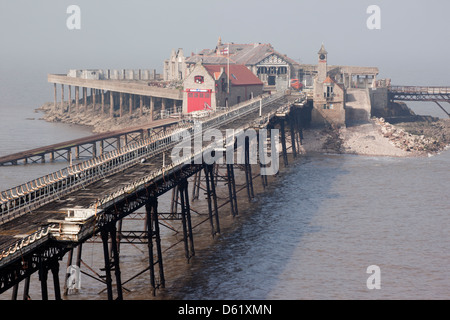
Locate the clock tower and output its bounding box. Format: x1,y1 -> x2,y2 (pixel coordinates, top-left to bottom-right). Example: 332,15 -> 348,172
317,43 -> 328,83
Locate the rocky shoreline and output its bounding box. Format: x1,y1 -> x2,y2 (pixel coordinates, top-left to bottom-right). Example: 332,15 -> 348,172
300,118 -> 450,157
37,102 -> 156,133
37,101 -> 450,158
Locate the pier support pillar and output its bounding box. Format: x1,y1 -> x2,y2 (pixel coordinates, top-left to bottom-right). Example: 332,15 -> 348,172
23,276 -> 30,300
161,98 -> 166,116
244,137 -> 254,200
92,88 -> 96,110
129,94 -> 133,114
50,261 -> 61,300
101,90 -> 105,114
150,96 -> 154,121
203,164 -> 220,237
38,260 -> 49,300
75,86 -> 79,112
61,84 -> 64,112
53,83 -> 57,110
178,179 -> 195,262
280,119 -> 288,167
110,91 -> 114,118
289,114 -> 297,158
68,85 -> 72,113
101,224 -> 123,301
226,164 -> 238,217
257,131 -> 268,188
145,197 -> 165,295
119,93 -> 123,117
83,87 -> 87,111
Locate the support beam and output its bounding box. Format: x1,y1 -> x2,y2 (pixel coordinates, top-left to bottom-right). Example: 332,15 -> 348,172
110,91 -> 114,118
101,229 -> 113,300
150,96 -> 154,121
226,164 -> 238,217
434,101 -> 450,118
119,93 -> 123,117
39,261 -> 49,300
83,87 -> 87,111
68,85 -> 72,113
54,83 -> 57,110
101,90 -> 105,114
75,86 -> 79,112
145,197 -> 165,295
61,84 -> 64,112
51,261 -> 61,300
203,164 -> 220,237
244,137 -> 254,200
289,114 -> 297,158
280,119 -> 288,167
178,179 -> 195,262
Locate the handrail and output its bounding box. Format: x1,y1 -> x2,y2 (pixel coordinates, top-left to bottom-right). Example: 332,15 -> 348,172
0,92 -> 286,262
0,93 -> 284,224
389,86 -> 450,94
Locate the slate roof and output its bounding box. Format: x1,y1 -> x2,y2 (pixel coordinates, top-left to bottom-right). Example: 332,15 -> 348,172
186,43 -> 299,68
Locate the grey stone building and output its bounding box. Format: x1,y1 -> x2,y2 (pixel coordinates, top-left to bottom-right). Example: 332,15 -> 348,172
163,48 -> 187,81
312,44 -> 346,127
183,38 -> 300,91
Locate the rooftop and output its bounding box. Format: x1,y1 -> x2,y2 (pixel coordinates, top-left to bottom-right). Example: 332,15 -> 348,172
204,64 -> 263,86
187,42 -> 300,67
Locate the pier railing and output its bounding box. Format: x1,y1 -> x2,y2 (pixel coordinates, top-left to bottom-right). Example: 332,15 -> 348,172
0,92 -> 286,263
389,86 -> 450,95
0,92 -> 284,226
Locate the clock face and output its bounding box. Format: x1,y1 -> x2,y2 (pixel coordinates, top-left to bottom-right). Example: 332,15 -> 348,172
319,54 -> 326,60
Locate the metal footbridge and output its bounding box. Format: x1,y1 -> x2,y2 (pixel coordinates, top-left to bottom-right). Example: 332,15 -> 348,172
388,86 -> 450,117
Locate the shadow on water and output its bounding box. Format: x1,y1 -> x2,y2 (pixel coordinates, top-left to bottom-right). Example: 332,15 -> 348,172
147,153 -> 349,300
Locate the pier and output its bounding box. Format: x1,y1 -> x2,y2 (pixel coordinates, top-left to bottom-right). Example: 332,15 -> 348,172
0,91 -> 306,299
0,118 -> 179,166
1,41 -> 446,300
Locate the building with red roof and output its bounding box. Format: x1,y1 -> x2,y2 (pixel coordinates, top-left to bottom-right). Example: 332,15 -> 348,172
182,62 -> 264,113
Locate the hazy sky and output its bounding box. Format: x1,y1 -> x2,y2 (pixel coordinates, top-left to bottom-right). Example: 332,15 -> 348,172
1,0 -> 449,86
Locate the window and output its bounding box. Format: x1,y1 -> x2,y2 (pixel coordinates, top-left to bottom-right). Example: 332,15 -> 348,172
221,78 -> 227,92
194,75 -> 204,84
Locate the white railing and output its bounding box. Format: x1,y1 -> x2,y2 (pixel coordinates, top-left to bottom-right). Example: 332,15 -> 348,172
0,92 -> 286,262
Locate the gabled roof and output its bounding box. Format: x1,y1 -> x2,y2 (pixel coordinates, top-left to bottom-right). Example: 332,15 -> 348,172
204,64 -> 263,86
323,76 -> 335,84
186,42 -> 300,67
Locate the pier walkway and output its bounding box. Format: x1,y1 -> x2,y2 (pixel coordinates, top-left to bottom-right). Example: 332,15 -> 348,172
0,91 -> 306,300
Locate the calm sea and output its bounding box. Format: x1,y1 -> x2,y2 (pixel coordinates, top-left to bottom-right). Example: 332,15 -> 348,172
0,70 -> 448,300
